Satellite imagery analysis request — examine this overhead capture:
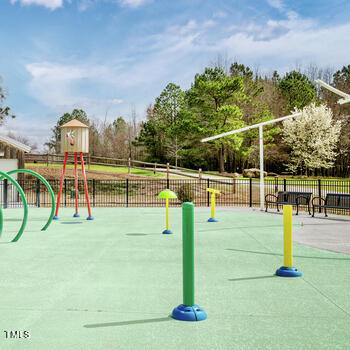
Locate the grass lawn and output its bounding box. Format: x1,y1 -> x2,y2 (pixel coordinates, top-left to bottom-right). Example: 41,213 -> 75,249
205,171 -> 350,182
263,177 -> 350,193
0,207 -> 349,349
201,172 -> 350,193
25,163 -> 185,178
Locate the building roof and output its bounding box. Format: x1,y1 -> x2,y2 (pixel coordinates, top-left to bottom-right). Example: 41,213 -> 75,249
60,119 -> 89,128
0,135 -> 31,153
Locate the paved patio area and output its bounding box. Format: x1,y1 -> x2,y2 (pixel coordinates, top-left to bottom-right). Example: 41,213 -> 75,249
0,207 -> 349,350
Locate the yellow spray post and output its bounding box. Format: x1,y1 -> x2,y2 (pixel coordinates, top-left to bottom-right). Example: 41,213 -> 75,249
158,189 -> 177,234
276,205 -> 302,277
206,188 -> 220,222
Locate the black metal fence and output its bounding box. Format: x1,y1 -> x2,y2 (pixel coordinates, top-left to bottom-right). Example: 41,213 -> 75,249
0,178 -> 349,214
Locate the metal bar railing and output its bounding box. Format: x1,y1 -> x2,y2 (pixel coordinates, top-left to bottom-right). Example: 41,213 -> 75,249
0,178 -> 349,215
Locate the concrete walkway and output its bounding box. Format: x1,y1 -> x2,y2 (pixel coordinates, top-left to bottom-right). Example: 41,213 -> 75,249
147,167 -> 233,180
221,206 -> 350,255
293,213 -> 350,255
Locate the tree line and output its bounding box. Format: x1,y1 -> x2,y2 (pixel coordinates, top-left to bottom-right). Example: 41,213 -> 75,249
1,61 -> 349,177
133,62 -> 349,176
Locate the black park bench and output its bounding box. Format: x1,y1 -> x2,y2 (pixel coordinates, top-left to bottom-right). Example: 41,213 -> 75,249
312,193 -> 350,217
265,191 -> 312,215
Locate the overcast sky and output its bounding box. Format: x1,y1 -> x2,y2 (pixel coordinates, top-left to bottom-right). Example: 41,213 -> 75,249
1,0 -> 350,149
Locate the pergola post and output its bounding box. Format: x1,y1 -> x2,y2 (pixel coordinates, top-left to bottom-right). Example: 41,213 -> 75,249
259,125 -> 264,210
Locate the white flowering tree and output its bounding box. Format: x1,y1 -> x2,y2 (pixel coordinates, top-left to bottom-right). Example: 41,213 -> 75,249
282,103 -> 342,174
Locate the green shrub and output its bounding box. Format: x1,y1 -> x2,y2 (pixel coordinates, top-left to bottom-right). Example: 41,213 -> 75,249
176,184 -> 195,203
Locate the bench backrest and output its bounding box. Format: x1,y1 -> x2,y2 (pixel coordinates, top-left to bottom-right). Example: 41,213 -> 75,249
325,193 -> 350,208
277,191 -> 312,204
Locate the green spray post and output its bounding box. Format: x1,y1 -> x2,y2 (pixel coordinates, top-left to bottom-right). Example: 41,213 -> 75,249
171,202 -> 207,321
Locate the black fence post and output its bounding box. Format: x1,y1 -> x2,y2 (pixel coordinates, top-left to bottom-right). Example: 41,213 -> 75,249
207,178 -> 210,207
92,179 -> 96,207
126,179 -> 129,208
249,178 -> 252,207
167,177 -> 170,189
36,178 -> 41,207
3,179 -> 8,209
318,179 -> 322,213
274,177 -> 278,193
17,179 -> 21,204
64,179 -> 67,207
283,178 -> 287,192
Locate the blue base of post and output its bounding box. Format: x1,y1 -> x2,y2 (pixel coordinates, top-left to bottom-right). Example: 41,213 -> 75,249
87,216 -> 94,220
73,213 -> 80,218
208,218 -> 218,222
172,304 -> 207,321
162,229 -> 173,234
276,266 -> 302,277
53,216 -> 59,220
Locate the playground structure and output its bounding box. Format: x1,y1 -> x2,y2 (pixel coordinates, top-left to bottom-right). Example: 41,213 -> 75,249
206,188 -> 220,222
0,169 -> 55,242
53,119 -> 93,220
158,189 -> 177,234
276,205 -> 302,277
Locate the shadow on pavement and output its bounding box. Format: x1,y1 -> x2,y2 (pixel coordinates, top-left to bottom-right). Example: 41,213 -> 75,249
84,316 -> 172,328
125,233 -> 148,236
198,225 -> 283,232
226,248 -> 350,260
228,275 -> 276,282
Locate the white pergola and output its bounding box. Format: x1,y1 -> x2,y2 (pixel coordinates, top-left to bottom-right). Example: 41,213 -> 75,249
201,80 -> 350,210
316,79 -> 350,105
201,112 -> 302,210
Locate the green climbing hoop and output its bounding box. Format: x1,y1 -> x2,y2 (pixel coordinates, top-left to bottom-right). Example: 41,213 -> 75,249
0,204 -> 3,239
0,170 -> 28,242
3,169 -> 56,231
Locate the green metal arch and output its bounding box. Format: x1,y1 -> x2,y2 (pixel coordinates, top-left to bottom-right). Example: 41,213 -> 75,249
4,169 -> 56,231
0,204 -> 3,239
0,170 -> 28,242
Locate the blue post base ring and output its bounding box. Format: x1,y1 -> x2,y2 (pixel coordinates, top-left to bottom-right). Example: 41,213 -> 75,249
162,229 -> 173,234
172,304 -> 207,321
53,216 -> 59,220
276,266 -> 302,277
87,216 -> 94,220
73,213 -> 80,218
208,218 -> 219,222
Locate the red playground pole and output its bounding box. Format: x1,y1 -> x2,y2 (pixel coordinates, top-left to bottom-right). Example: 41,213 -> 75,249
73,152 -> 79,217
80,152 -> 93,220
53,152 -> 68,220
